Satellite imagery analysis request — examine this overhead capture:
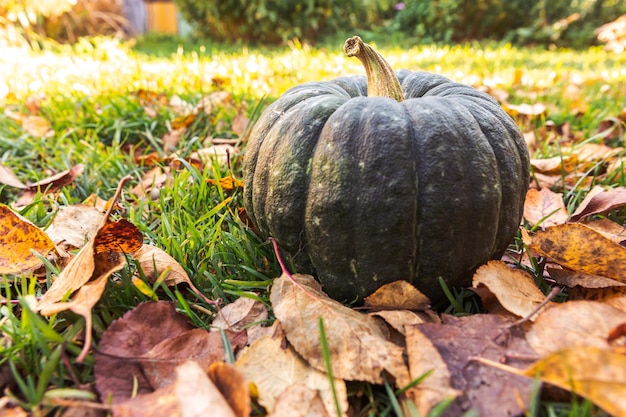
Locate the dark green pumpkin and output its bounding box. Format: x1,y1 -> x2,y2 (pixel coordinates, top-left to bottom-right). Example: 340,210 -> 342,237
243,37 -> 530,303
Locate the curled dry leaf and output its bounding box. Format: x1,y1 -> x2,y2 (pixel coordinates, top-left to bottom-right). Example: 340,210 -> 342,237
547,266 -> 626,288
472,261 -> 551,321
16,164 -> 85,207
270,273 -> 410,387
522,188 -> 568,227
409,314 -> 538,417
527,223 -> 626,281
235,335 -> 348,416
570,185 -> 626,222
0,204 -> 56,275
525,300 -> 626,357
585,218 -> 626,245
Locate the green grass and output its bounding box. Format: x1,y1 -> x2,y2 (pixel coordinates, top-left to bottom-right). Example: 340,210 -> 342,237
0,33 -> 624,415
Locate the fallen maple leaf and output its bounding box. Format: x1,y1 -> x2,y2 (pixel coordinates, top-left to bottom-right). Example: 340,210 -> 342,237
0,204 -> 56,275
526,223 -> 626,281
525,300 -> 626,356
522,188 -> 568,227
478,347 -> 626,417
236,335 -> 348,416
271,273 -> 410,387
472,261 -> 551,321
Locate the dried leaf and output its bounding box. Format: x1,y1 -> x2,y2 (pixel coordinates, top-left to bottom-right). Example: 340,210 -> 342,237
547,267 -> 626,288
0,204 -> 56,275
211,295 -> 269,333
208,362 -> 251,417
0,163 -> 26,188
363,280 -> 430,311
206,175 -> 244,191
133,244 -> 213,304
404,326 -> 461,416
269,384 -> 330,417
523,188 -> 568,227
567,286 -> 626,314
175,361 -> 238,417
236,335 -> 348,416
197,91 -> 232,114
570,185 -> 626,222
481,347 -> 626,417
95,302 -> 194,404
270,273 -> 410,386
472,261 -> 550,321
527,223 -> 626,281
370,310 -> 439,336
191,145 -> 236,166
16,164 -> 85,207
409,315 -> 537,417
45,205 -> 104,249
525,300 -> 626,356
585,218 -> 626,245
231,114 -> 249,137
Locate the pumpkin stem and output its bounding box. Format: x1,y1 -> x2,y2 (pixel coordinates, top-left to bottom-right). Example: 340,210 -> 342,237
344,36 -> 404,102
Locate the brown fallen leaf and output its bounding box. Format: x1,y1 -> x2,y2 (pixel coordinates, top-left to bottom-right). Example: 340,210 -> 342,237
370,309 -> 439,337
271,273 -> 410,387
585,218 -> 626,245
16,164 -> 85,207
36,176 -> 143,362
478,347 -> 626,417
404,326 -> 461,416
112,361 -> 238,417
211,295 -> 269,333
363,280 -> 431,311
525,300 -> 626,356
45,204 -> 104,249
94,301 -> 195,404
567,286 -> 626,314
236,335 -> 348,416
133,244 -> 214,304
570,185 -> 626,222
472,261 -> 551,321
0,204 -> 56,275
527,223 -> 626,281
409,314 -> 538,417
269,384 -> 331,417
208,362 -> 251,417
523,188 -> 569,227
0,163 -> 26,188
547,266 -> 626,288
197,91 -> 232,114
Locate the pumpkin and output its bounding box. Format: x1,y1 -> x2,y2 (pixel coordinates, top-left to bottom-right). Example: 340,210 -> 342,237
243,36 -> 530,303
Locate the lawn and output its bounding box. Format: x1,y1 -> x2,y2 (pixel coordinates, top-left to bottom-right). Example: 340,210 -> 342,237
1,34 -> 625,416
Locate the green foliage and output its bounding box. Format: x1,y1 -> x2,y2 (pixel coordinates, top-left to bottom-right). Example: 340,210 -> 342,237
172,0 -> 369,44
392,0 -> 626,47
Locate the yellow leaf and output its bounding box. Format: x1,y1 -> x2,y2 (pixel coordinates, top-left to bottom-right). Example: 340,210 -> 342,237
206,175 -> 244,190
0,204 -> 56,275
528,223 -> 626,281
525,348 -> 626,417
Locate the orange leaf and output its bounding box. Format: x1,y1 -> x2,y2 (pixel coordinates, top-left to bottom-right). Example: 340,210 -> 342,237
0,204 -> 56,274
523,188 -> 568,227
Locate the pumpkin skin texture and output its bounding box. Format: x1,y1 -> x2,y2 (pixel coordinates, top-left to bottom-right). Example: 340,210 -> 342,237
243,69 -> 530,303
